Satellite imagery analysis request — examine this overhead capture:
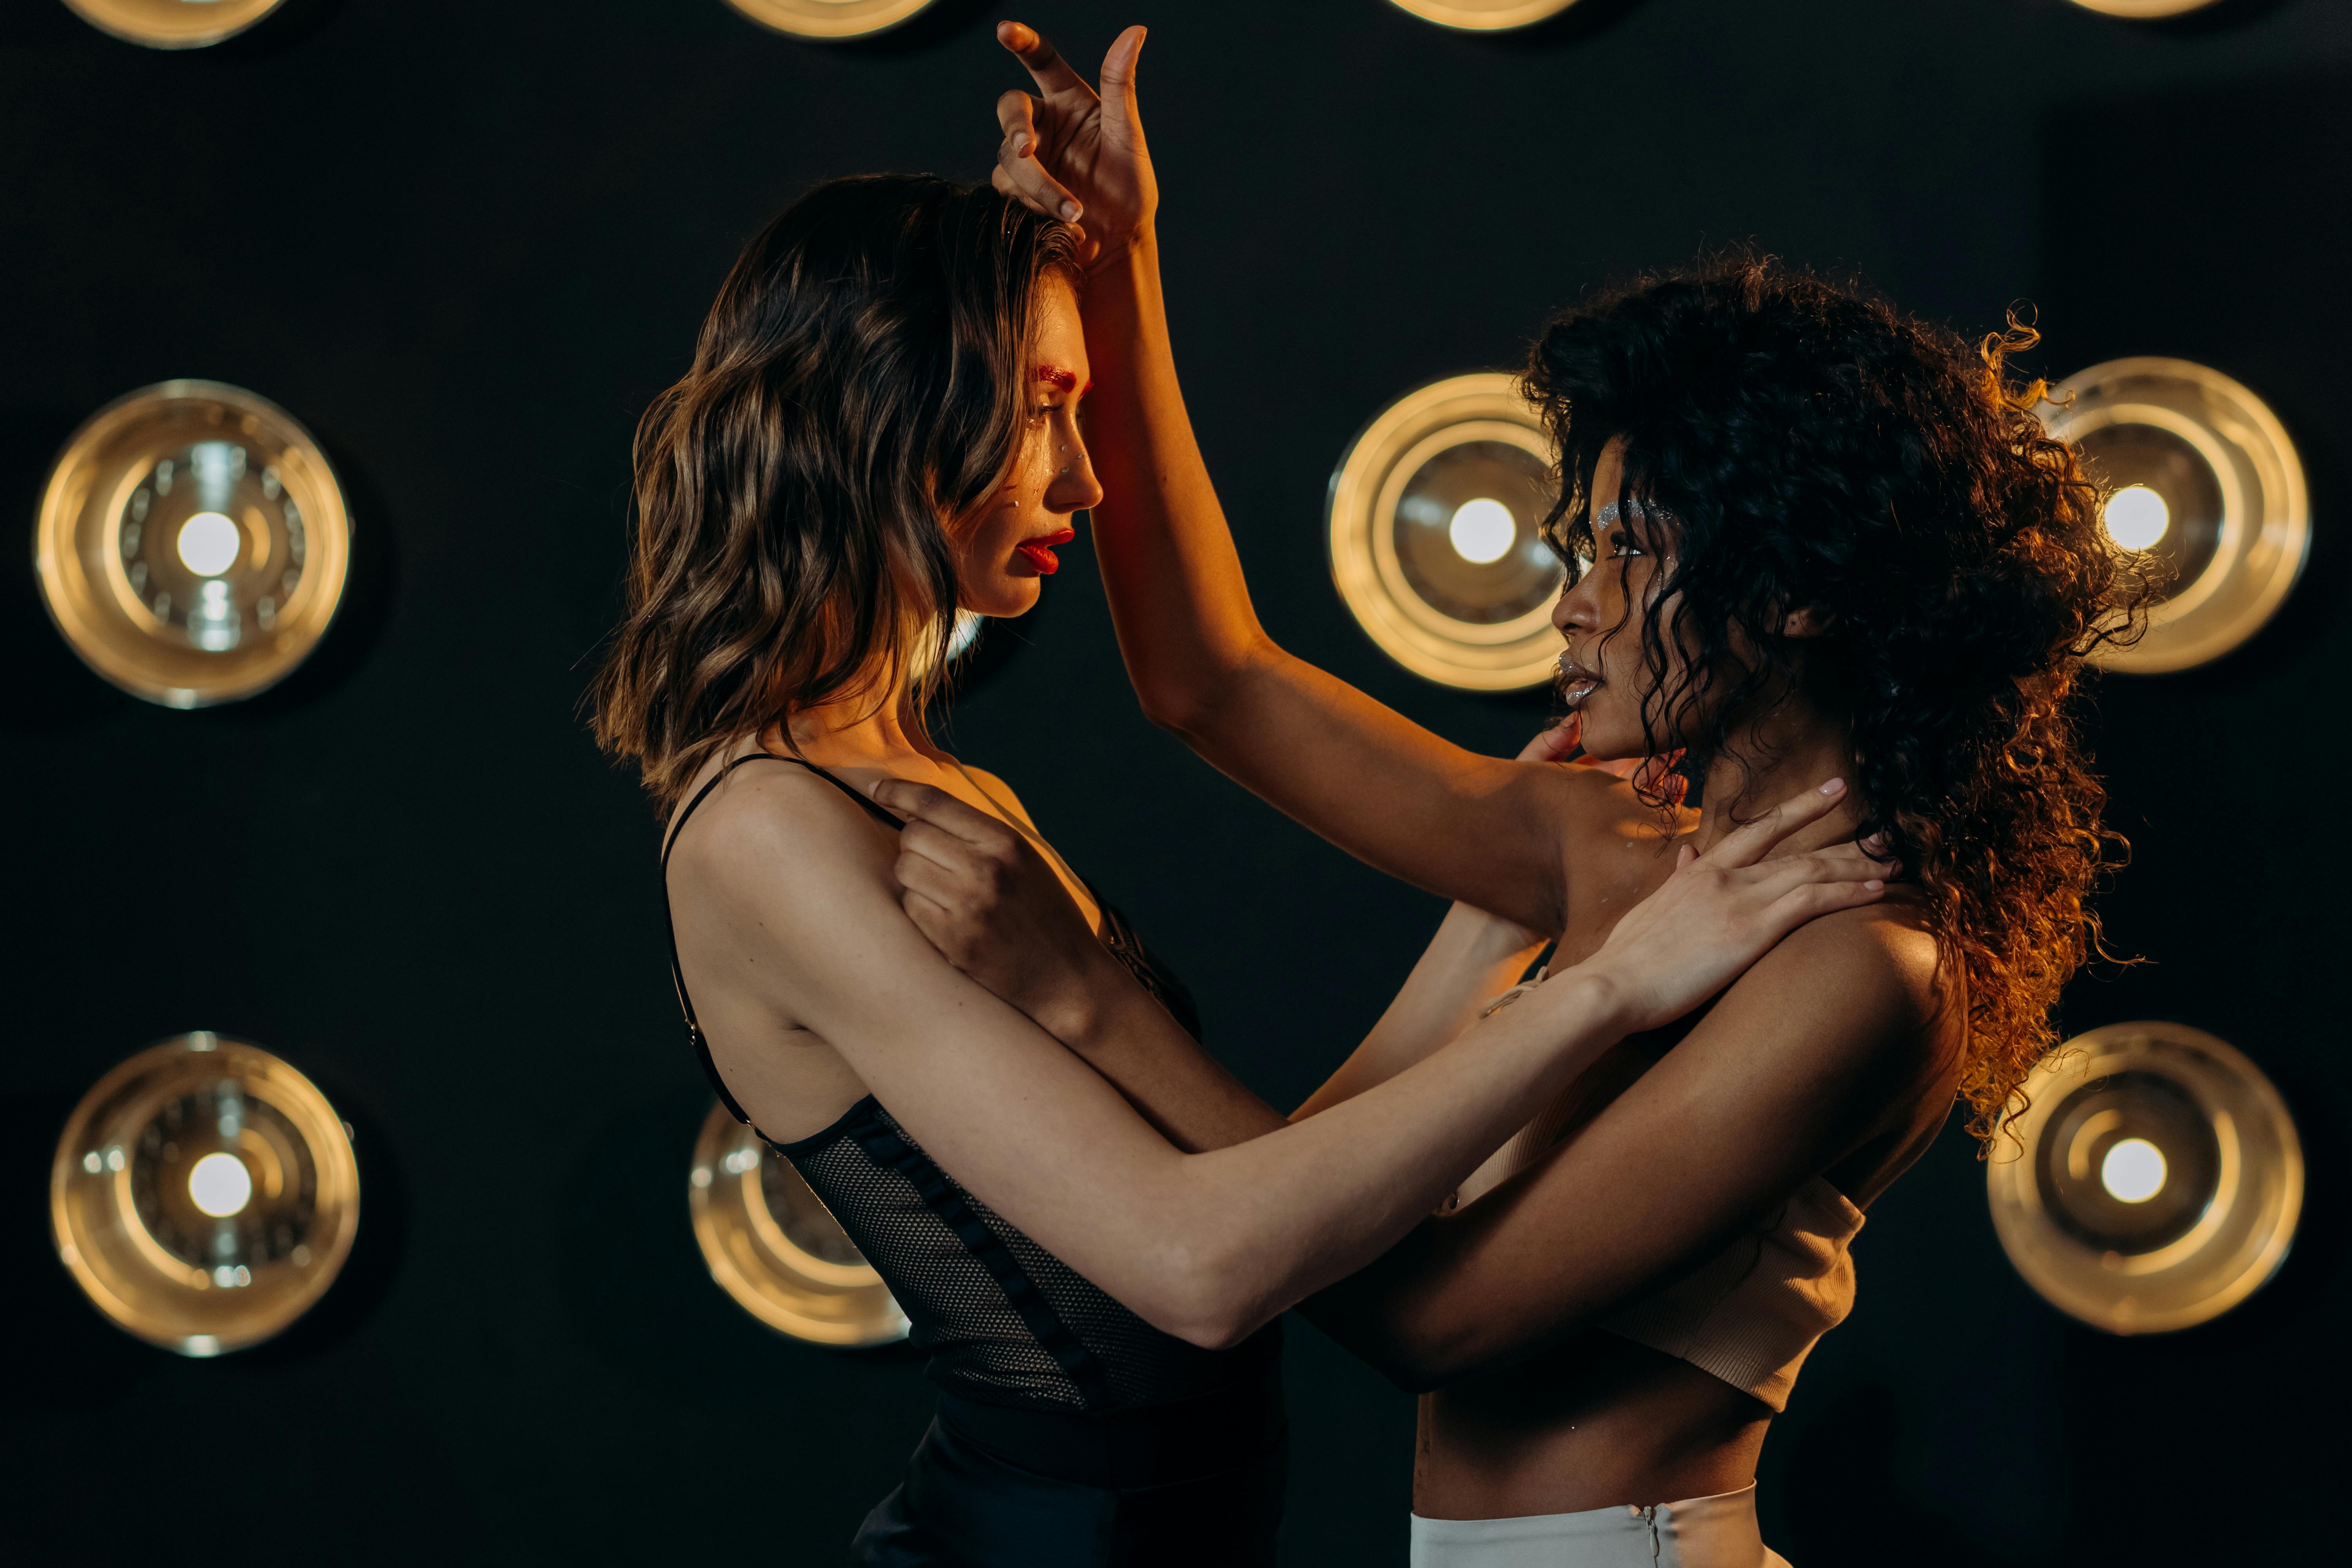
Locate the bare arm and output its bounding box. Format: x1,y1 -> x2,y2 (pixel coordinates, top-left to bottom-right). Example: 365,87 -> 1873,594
682,767 -> 1881,1351
989,24 -> 1582,935
1301,909 -> 1955,1392
1293,721 -> 1593,1117
897,752 -> 1561,1139
887,757 -> 1931,1394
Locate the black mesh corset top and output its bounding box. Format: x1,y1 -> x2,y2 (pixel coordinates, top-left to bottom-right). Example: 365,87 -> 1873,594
661,751 -> 1279,1413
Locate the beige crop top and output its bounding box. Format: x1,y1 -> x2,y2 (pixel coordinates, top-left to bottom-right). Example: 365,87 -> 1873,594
1453,1022 -> 1864,1414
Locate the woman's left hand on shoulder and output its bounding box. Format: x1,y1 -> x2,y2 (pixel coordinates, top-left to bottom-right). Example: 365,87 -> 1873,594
1559,778 -> 1894,1038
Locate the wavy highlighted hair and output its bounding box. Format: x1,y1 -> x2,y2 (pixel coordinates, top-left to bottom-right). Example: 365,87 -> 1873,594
593,175 -> 1077,808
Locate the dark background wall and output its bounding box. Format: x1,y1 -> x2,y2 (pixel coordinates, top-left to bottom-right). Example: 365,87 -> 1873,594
4,0 -> 2346,1562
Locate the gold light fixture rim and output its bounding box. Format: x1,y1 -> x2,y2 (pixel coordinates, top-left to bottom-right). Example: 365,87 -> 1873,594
1987,1020 -> 2302,1335
35,377 -> 355,708
1328,372 -> 1564,691
50,1031 -> 361,1356
2063,0 -> 2223,17
688,1100 -> 910,1347
720,0 -> 938,40
1387,0 -> 1584,32
61,0 -> 288,49
2043,355 -> 2308,674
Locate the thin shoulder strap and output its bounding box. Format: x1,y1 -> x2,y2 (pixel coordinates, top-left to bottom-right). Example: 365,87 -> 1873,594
657,751 -> 899,1133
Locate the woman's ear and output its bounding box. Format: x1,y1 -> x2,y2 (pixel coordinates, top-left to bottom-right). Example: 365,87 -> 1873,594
1781,604 -> 1835,638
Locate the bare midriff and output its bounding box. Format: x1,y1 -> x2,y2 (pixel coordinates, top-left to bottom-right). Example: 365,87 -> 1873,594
1414,1331 -> 1771,1519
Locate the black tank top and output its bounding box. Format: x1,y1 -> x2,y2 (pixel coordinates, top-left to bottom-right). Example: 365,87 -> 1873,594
661,751 -> 1279,1413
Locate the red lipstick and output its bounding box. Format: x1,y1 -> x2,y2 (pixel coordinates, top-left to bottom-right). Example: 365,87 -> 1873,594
1016,528 -> 1077,576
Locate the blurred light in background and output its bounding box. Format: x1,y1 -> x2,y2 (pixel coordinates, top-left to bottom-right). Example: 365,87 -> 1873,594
186,1151 -> 255,1218
1448,498 -> 1519,565
689,1101 -> 909,1347
51,1033 -> 360,1356
1988,1022 -> 2301,1335
36,380 -> 353,707
1389,0 -> 1583,31
722,0 -> 935,40
2065,0 -> 2223,17
175,511 -> 241,577
2040,358 -> 2308,673
2103,485 -> 2171,552
2100,1137 -> 2167,1204
61,0 -> 284,48
1329,374 -> 1566,691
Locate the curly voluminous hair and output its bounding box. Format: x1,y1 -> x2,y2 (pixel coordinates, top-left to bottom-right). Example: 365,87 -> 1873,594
593,174 -> 1077,809
1524,253 -> 2150,1147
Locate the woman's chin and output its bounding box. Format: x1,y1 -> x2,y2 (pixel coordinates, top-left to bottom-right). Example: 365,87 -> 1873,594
1574,722 -> 1648,763
965,579 -> 1041,619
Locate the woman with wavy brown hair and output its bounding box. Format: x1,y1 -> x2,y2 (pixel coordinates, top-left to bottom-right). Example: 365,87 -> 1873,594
594,174 -> 1888,1565
870,22 -> 2146,1565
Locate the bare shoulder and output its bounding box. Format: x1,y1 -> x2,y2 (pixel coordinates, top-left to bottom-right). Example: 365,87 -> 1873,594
1548,763 -> 1701,935
1720,897 -> 1952,1079
948,759 -> 1043,832
667,759 -> 899,906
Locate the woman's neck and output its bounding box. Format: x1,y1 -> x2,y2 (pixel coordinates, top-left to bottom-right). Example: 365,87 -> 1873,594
778,674 -> 936,770
1691,696 -> 1858,857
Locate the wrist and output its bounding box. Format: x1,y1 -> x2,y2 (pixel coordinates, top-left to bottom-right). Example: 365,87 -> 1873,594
1084,218 -> 1157,280
1032,946 -> 1129,1048
1544,965 -> 1636,1039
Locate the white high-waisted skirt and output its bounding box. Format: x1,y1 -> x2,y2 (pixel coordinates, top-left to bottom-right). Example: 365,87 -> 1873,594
1410,1484 -> 1790,1568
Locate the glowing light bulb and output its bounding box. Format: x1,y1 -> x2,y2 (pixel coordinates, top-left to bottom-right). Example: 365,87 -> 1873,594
177,511 -> 243,577
1448,497 -> 1517,564
2100,1137 -> 2167,1204
188,1151 -> 254,1218
2103,485 -> 2170,552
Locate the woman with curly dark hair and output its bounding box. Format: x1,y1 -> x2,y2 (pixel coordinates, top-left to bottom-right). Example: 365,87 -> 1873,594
597,172 -> 1889,1565
876,23 -> 2143,1564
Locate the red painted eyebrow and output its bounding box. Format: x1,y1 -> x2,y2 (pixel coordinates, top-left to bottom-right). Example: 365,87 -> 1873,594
1036,365 -> 1082,394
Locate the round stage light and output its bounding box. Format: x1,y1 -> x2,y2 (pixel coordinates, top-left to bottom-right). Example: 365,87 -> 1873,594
1988,1021 -> 2301,1335
186,1151 -> 254,1218
721,0 -> 935,40
1328,374 -> 1566,691
688,1101 -> 909,1347
2064,0 -> 2223,17
36,380 -> 354,708
61,0 -> 285,48
51,1033 -> 361,1356
2100,1137 -> 2167,1204
1388,0 -> 1584,30
1448,498 -> 1518,565
2040,358 -> 2307,674
2103,485 -> 2170,552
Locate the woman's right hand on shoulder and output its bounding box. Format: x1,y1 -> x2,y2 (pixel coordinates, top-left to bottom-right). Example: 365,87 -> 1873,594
1561,779 -> 1892,1037
872,778 -> 1123,1045
991,21 -> 1155,269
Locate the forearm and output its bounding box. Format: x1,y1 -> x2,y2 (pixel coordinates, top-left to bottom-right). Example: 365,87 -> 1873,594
1144,969 -> 1633,1346
1076,234 -> 1570,930
1293,904 -> 1548,1120
1054,902 -> 1540,1142
1063,958 -> 1285,1153
1080,228 -> 1269,727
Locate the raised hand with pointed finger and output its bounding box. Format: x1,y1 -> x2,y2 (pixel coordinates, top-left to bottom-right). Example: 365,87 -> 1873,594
991,21 -> 1155,270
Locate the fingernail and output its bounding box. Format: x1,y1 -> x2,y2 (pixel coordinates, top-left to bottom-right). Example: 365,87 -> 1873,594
1060,200 -> 1080,220
1863,831 -> 1887,851
1864,879 -> 1884,891
1016,134 -> 1031,156
1819,778 -> 1846,795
